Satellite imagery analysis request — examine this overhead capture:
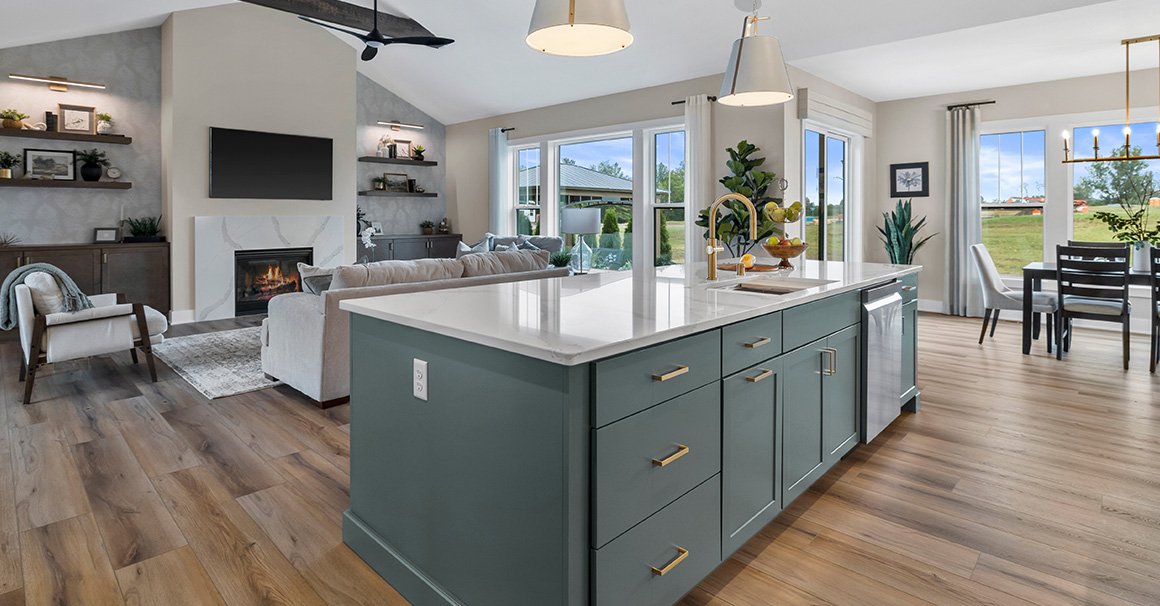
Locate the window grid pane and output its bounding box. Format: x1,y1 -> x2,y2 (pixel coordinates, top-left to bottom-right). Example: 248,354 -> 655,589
1071,121 -> 1160,245
980,129 -> 1045,274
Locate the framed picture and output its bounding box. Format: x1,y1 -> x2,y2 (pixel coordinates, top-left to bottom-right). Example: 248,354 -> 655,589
58,103 -> 96,135
371,221 -> 384,235
383,173 -> 410,193
393,139 -> 411,159
24,149 -> 75,180
890,162 -> 929,198
93,227 -> 120,244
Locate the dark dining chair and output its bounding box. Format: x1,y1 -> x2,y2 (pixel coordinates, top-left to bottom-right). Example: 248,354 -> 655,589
1151,246 -> 1160,373
1055,244 -> 1132,369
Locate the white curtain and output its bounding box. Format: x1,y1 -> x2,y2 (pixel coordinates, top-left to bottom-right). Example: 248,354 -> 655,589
946,106 -> 983,317
684,95 -> 713,266
488,128 -> 510,235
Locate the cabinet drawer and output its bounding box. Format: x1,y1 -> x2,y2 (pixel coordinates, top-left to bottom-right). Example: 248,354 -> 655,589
900,273 -> 918,304
593,330 -> 721,427
593,476 -> 721,606
782,291 -> 859,352
593,383 -> 721,548
721,312 -> 782,376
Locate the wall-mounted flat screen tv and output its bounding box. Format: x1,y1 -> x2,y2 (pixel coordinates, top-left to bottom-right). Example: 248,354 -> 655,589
209,127 -> 333,200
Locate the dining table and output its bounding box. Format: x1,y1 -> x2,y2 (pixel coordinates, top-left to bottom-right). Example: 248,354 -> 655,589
1020,261 -> 1152,354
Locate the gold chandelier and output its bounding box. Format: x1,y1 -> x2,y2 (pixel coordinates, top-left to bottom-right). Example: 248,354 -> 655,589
1062,34 -> 1160,163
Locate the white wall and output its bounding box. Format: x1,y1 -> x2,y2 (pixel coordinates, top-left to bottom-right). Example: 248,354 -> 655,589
875,68 -> 1160,310
162,3 -> 358,318
444,68 -> 874,250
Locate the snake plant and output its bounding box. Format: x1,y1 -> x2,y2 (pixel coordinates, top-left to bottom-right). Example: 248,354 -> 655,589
879,199 -> 936,265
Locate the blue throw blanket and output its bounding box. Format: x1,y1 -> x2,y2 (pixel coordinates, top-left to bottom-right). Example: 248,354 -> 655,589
0,263 -> 94,331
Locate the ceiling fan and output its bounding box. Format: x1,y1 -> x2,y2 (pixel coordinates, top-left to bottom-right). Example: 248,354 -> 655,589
298,0 -> 454,61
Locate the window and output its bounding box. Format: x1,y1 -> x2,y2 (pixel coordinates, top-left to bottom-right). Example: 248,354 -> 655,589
979,130 -> 1045,275
558,136 -> 634,271
653,130 -> 685,266
515,147 -> 541,236
803,129 -> 848,262
1070,121 -> 1160,244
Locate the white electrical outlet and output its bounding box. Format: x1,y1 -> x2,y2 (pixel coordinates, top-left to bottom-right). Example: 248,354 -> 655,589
413,359 -> 428,401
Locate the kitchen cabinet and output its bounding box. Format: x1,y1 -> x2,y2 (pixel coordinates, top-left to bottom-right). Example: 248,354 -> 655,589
780,340 -> 826,507
355,234 -> 462,262
900,272 -> 920,412
822,325 -> 860,466
721,358 -> 781,556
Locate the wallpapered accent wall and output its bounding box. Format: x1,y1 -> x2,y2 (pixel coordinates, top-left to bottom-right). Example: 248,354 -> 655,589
0,27 -> 162,245
356,72 -> 448,236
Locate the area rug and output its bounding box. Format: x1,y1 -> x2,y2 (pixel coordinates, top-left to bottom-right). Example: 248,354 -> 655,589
152,326 -> 281,399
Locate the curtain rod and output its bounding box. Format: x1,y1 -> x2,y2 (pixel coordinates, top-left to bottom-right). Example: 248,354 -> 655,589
947,100 -> 996,111
671,96 -> 718,105
501,127 -> 516,133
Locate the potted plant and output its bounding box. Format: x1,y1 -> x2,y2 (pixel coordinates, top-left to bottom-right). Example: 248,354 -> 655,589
420,220 -> 435,235
1,109 -> 29,130
695,140 -> 782,257
0,152 -> 18,179
549,252 -> 572,268
878,200 -> 936,264
76,148 -> 111,182
0,232 -> 20,246
412,144 -> 426,161
372,176 -> 386,191
1082,147 -> 1160,267
378,135 -> 393,158
96,113 -> 114,135
122,216 -> 164,243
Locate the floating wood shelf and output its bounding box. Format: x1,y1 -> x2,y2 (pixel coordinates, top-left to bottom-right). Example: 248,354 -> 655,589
0,179 -> 132,190
358,156 -> 437,167
0,129 -> 133,145
358,190 -> 437,197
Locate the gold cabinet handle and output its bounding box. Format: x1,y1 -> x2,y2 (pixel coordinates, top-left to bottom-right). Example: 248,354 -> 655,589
902,286 -> 917,292
651,547 -> 689,576
652,365 -> 689,382
652,445 -> 689,467
744,337 -> 771,349
821,348 -> 836,376
746,369 -> 773,383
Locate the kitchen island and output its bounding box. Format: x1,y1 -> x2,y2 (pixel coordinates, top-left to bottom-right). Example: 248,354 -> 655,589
339,260 -> 921,606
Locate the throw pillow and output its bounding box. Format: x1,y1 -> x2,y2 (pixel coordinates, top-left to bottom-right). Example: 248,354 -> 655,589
516,239 -> 540,251
519,235 -> 564,253
297,263 -> 334,295
23,272 -> 66,315
456,237 -> 489,258
495,243 -> 518,252
490,234 -> 521,251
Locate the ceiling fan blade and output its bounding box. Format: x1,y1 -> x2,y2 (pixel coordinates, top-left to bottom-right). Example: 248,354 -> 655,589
297,16 -> 370,42
361,45 -> 379,61
383,36 -> 455,48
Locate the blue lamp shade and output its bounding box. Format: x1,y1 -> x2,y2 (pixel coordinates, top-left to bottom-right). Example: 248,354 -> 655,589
561,207 -> 601,235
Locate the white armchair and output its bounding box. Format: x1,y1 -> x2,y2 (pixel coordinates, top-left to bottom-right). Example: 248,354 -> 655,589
14,283 -> 168,405
970,243 -> 1057,349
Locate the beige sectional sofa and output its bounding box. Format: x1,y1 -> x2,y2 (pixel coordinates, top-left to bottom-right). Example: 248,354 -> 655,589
260,250 -> 568,406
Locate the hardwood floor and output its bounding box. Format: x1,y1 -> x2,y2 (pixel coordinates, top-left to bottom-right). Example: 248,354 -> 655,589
0,313 -> 1157,605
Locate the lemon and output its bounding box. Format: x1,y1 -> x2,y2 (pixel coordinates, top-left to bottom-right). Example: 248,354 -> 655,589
740,253 -> 756,268
791,237 -> 802,246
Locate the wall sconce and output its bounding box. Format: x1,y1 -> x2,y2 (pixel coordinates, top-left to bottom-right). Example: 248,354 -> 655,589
377,120 -> 424,131
8,73 -> 106,92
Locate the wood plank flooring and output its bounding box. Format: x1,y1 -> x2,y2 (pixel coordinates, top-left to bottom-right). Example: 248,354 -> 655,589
0,313 -> 1158,605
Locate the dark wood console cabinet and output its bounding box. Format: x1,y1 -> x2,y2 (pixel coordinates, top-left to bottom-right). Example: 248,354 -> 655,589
4,242 -> 171,316
355,234 -> 462,262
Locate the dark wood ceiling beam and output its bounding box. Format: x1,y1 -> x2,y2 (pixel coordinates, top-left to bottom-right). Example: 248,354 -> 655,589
238,0 -> 434,38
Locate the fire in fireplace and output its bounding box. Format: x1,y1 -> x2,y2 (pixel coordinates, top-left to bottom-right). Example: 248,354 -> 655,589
235,247 -> 313,315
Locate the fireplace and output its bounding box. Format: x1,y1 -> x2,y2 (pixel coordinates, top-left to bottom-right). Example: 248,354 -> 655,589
234,247 -> 313,316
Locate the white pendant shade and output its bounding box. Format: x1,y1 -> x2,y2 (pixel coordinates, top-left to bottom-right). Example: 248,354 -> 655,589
718,31 -> 794,107
526,0 -> 633,57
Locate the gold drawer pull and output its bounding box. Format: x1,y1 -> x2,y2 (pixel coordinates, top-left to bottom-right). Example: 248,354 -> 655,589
744,337 -> 771,349
652,365 -> 689,382
902,286 -> 917,292
651,547 -> 689,576
652,445 -> 689,467
746,369 -> 773,383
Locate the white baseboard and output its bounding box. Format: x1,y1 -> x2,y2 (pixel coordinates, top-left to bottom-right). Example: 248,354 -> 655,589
170,309 -> 196,325
917,299 -> 945,314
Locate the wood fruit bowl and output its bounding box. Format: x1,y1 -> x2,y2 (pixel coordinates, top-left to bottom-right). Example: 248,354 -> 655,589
760,243 -> 809,269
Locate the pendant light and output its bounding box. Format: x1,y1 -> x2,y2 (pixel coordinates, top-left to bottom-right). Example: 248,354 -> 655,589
526,0 -> 634,57
718,1 -> 794,107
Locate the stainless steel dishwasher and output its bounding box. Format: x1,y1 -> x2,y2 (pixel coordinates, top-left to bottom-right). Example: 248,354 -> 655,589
861,280 -> 904,443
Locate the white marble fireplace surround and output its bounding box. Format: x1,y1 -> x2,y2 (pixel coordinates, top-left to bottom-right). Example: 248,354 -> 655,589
194,216 -> 343,322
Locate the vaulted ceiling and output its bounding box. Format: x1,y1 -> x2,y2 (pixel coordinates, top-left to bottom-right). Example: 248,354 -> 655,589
1,0 -> 1142,124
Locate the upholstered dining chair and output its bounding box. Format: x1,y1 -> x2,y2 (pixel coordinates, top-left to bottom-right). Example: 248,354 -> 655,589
970,243 -> 1057,349
14,273 -> 168,404
1055,244 -> 1131,369
1151,246 -> 1160,373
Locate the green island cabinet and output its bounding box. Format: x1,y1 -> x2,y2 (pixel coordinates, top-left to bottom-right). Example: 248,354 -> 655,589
345,286 -> 881,606
901,272 -> 921,412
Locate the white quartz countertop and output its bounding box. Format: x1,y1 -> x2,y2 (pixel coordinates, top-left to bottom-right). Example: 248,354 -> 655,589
340,260 -> 921,366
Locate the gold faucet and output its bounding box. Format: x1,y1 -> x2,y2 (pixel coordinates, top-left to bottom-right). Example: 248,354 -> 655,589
707,193 -> 760,280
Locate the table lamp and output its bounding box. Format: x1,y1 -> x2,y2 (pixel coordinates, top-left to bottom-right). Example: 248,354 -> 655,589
561,207 -> 601,274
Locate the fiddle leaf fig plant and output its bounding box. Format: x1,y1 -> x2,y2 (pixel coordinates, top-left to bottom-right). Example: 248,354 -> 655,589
695,140 -> 782,257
